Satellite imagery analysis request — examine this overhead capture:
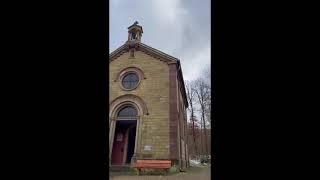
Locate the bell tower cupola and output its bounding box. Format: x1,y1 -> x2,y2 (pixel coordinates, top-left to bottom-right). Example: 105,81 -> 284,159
126,21 -> 143,57
127,21 -> 143,43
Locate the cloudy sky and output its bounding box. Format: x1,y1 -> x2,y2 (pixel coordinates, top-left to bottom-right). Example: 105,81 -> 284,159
110,0 -> 211,81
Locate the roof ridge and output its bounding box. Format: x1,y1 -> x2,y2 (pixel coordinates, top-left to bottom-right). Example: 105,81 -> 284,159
109,44 -> 127,58
109,42 -> 180,63
140,43 -> 179,61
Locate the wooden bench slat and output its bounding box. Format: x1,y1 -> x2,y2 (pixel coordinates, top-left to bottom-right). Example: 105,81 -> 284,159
136,166 -> 170,168
132,160 -> 171,176
132,160 -> 171,175
135,163 -> 171,166
135,162 -> 170,164
136,160 -> 171,163
132,166 -> 170,169
133,166 -> 171,168
134,163 -> 171,166
135,163 -> 170,165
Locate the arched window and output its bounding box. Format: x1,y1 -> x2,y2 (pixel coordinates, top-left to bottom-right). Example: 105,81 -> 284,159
117,106 -> 137,117
131,33 -> 136,40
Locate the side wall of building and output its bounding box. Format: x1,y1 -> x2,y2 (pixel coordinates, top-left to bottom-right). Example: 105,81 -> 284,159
177,75 -> 189,169
168,63 -> 189,169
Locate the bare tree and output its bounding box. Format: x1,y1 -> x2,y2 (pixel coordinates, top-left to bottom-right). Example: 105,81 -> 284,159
202,67 -> 212,127
185,81 -> 198,156
203,67 -> 211,87
185,67 -> 211,160
205,89 -> 211,128
194,77 -> 210,156
187,117 -> 200,156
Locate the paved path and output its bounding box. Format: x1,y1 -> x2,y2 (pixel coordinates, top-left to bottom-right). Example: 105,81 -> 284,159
109,166 -> 211,180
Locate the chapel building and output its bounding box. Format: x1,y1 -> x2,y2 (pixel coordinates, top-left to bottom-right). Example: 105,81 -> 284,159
109,21 -> 189,170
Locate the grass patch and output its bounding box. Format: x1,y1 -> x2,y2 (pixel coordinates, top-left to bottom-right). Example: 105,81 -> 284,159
128,168 -> 138,175
128,167 -> 179,176
138,169 -> 167,175
184,166 -> 206,174
111,166 -> 200,176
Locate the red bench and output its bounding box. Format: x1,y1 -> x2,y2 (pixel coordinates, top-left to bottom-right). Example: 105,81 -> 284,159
132,160 -> 171,175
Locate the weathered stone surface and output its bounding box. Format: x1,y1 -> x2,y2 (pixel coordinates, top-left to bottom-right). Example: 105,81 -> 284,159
110,51 -> 170,159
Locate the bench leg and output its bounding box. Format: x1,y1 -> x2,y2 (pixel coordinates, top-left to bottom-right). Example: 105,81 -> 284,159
137,169 -> 140,176
164,169 -> 168,176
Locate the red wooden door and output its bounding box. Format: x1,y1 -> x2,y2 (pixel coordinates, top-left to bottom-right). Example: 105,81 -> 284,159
111,131 -> 126,165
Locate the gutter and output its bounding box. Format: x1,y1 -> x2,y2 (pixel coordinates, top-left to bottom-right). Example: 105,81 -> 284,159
176,60 -> 189,108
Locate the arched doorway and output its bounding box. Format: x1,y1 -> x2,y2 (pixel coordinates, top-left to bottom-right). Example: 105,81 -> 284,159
111,105 -> 137,165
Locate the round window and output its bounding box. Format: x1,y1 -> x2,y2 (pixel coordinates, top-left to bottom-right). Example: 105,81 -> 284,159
121,73 -> 139,90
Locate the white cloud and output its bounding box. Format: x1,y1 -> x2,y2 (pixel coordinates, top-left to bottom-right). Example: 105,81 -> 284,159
110,0 -> 211,81
150,0 -> 187,25
110,0 -> 121,7
181,43 -> 211,81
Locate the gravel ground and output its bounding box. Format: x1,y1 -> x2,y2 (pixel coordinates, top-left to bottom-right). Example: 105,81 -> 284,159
109,166 -> 211,180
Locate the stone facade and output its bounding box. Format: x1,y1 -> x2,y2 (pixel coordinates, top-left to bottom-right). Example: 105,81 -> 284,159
109,22 -> 189,170
110,50 -> 170,159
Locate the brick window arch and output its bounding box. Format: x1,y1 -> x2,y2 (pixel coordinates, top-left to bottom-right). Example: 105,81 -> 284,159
115,67 -> 146,91
109,94 -> 149,118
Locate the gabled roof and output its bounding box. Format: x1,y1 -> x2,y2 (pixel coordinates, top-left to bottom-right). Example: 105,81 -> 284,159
109,42 -> 189,108
109,42 -> 179,63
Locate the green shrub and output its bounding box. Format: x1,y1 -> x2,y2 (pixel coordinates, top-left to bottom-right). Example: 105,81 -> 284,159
169,166 -> 178,174
129,168 -> 138,175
